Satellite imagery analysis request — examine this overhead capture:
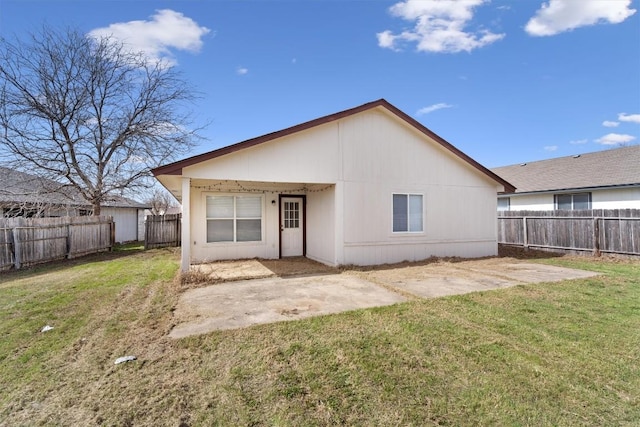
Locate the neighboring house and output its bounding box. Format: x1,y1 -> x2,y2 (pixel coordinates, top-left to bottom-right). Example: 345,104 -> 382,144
153,99 -> 514,271
0,166 -> 149,242
491,145 -> 640,211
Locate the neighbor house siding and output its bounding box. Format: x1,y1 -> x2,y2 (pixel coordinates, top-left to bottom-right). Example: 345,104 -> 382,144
507,194 -> 555,211
592,188 -> 640,209
102,207 -> 139,243
503,187 -> 640,211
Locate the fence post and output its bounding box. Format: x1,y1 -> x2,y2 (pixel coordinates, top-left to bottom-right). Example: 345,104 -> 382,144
175,214 -> 181,247
66,223 -> 71,259
12,227 -> 21,270
593,217 -> 601,257
110,219 -> 115,251
523,217 -> 528,249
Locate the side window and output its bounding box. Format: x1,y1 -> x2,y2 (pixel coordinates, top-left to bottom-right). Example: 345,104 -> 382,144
554,193 -> 591,210
393,193 -> 423,233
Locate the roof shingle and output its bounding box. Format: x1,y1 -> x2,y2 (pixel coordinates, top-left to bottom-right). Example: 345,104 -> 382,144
491,145 -> 640,193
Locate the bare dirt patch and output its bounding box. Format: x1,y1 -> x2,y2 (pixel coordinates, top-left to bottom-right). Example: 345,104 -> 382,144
181,257 -> 338,290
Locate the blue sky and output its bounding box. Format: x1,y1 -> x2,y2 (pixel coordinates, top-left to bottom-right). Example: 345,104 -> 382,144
1,0 -> 638,168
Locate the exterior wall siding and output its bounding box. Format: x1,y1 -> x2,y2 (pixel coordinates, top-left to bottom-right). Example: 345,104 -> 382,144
592,188 -> 640,209
101,207 -> 139,243
306,187 -> 336,265
182,108 -> 501,266
338,110 -> 499,265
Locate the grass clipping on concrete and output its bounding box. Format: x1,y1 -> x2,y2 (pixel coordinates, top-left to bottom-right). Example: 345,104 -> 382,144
0,249 -> 639,426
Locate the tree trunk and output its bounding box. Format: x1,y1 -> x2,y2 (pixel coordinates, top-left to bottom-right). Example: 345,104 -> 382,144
92,201 -> 101,216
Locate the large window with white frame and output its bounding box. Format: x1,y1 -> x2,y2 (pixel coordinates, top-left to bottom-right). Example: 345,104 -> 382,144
393,193 -> 423,233
206,195 -> 262,243
554,192 -> 591,210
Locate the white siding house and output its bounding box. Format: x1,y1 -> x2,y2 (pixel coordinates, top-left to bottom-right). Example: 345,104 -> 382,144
491,145 -> 640,211
153,99 -> 514,271
0,166 -> 148,243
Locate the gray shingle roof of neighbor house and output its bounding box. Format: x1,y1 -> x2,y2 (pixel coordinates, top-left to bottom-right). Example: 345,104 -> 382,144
490,145 -> 640,194
152,98 -> 516,193
0,166 -> 150,209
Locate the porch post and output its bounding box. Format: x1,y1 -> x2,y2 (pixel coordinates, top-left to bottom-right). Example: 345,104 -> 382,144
181,177 -> 191,272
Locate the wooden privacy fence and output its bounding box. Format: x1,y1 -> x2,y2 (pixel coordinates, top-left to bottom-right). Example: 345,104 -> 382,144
498,209 -> 640,256
0,216 -> 114,271
145,214 -> 181,249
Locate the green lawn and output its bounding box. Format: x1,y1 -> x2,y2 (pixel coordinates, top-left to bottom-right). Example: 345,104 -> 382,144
0,249 -> 638,426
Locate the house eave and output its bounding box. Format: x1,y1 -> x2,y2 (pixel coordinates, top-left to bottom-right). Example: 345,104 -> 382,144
152,99 -> 515,193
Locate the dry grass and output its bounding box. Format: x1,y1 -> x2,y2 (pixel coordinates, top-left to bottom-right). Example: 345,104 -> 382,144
1,248 -> 638,426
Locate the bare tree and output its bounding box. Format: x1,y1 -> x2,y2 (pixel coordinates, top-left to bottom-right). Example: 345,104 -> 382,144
0,26 -> 200,215
146,187 -> 179,216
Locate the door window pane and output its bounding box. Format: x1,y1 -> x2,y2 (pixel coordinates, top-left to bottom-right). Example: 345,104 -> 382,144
284,201 -> 299,229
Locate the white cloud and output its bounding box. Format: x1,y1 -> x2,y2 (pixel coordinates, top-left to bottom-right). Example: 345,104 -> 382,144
236,67 -> 249,75
544,145 -> 558,151
525,0 -> 636,37
416,103 -> 453,115
602,120 -> 620,127
595,133 -> 636,145
569,139 -> 588,145
377,0 -> 505,53
89,9 -> 210,65
618,113 -> 640,123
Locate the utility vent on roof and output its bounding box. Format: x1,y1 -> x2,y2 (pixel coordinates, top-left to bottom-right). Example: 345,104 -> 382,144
520,163 -> 527,166
573,154 -> 581,158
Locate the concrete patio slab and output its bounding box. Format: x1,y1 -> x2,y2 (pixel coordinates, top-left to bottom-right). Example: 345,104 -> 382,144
170,258 -> 600,337
170,273 -> 406,338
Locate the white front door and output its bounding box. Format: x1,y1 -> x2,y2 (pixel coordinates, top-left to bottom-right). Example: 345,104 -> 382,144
281,197 -> 303,257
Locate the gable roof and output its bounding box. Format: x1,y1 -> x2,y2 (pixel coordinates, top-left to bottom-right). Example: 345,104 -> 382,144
152,99 -> 515,193
0,166 -> 149,209
491,145 -> 640,194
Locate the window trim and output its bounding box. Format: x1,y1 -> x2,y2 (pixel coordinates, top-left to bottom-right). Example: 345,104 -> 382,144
392,192 -> 424,234
205,194 -> 264,243
554,192 -> 592,210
